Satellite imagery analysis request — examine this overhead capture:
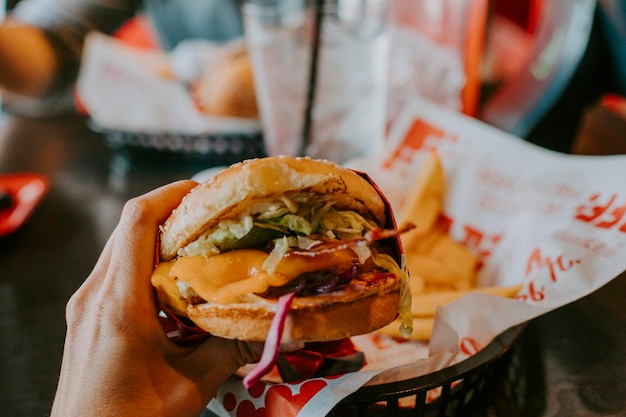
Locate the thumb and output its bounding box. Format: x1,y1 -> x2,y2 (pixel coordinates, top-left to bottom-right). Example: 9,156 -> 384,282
182,337 -> 263,395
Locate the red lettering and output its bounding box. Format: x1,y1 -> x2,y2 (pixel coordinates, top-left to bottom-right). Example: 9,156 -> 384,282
575,193 -> 616,223
515,281 -> 545,302
574,193 -> 626,232
526,248 -> 580,283
383,119 -> 448,169
461,225 -> 483,248
436,216 -> 502,262
460,225 -> 502,259
437,214 -> 454,233
459,337 -> 482,356
595,201 -> 626,229
556,254 -> 580,271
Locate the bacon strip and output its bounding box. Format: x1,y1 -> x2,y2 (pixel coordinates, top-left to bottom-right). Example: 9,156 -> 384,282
289,222 -> 415,257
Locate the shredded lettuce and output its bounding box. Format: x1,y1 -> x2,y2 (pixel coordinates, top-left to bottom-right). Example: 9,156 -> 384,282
372,253 -> 413,338
178,236 -> 220,258
320,210 -> 377,239
253,201 -> 291,220
296,236 -> 321,250
178,215 -> 254,257
221,216 -> 254,238
179,193 -> 379,266
264,213 -> 312,235
280,195 -> 299,213
310,200 -> 334,232
263,236 -> 290,274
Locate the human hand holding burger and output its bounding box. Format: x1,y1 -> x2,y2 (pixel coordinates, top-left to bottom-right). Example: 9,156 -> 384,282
52,156 -> 412,417
51,180 -> 262,417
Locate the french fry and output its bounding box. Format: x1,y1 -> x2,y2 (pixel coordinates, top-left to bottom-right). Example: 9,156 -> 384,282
378,317 -> 434,342
380,151 -> 520,343
428,233 -> 478,290
405,233 -> 478,291
399,150 -> 445,250
380,285 -> 521,341
411,285 -> 523,317
407,254 -> 459,288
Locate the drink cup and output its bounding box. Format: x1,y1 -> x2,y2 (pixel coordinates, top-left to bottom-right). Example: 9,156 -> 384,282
243,0 -> 390,164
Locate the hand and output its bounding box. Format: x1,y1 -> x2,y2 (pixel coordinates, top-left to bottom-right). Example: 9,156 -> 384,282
51,180 -> 262,417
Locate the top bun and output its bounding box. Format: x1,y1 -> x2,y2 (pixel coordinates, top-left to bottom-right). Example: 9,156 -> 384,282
192,42 -> 258,119
159,156 -> 386,260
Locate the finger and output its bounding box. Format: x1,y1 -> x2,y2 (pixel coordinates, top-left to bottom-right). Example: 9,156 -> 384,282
184,338 -> 264,392
104,180 -> 197,307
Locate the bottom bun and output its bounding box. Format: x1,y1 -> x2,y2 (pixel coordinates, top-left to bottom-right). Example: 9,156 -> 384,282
186,288 -> 401,343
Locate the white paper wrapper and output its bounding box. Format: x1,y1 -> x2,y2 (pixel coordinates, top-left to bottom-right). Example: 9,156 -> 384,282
76,33 -> 261,135
207,98 -> 626,416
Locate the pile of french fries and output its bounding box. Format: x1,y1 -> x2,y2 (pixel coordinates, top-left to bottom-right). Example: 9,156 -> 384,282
378,151 -> 520,341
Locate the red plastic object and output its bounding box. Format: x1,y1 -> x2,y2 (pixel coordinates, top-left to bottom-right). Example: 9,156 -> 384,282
0,173 -> 49,237
113,15 -> 160,50
601,93 -> 626,118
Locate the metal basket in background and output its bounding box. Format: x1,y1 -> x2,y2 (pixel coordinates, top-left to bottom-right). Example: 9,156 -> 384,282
330,325 -> 527,417
90,121 -> 267,168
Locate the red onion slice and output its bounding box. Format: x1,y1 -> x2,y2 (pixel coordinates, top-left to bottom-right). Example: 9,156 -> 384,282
243,292 -> 295,389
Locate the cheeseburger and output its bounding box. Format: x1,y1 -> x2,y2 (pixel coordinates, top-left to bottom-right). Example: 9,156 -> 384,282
151,156 -> 412,344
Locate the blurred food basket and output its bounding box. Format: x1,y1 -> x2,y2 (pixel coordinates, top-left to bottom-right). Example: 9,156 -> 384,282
90,121 -> 267,167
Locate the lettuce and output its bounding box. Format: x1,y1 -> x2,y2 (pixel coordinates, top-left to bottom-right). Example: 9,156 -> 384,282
320,210 -> 377,239
263,236 -> 290,274
372,253 -> 413,338
262,213 -> 312,235
178,215 -> 254,257
180,193 -> 377,259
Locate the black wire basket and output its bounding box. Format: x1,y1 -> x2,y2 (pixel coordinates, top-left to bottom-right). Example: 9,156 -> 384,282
90,121 -> 267,167
330,324 -> 526,417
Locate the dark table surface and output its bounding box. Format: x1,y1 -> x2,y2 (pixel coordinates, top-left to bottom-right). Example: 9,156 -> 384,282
0,113 -> 624,417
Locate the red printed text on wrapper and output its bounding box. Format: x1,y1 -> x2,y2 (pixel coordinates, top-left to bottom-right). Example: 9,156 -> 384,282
383,118 -> 457,171
575,192 -> 626,232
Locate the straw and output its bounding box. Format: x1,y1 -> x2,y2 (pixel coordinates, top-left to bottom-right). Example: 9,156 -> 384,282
300,0 -> 325,156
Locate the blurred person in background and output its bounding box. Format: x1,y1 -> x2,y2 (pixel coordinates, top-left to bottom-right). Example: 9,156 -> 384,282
0,0 -> 244,116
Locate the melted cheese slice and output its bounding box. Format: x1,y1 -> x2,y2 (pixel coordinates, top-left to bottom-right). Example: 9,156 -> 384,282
151,262 -> 190,315
151,248 -> 358,305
